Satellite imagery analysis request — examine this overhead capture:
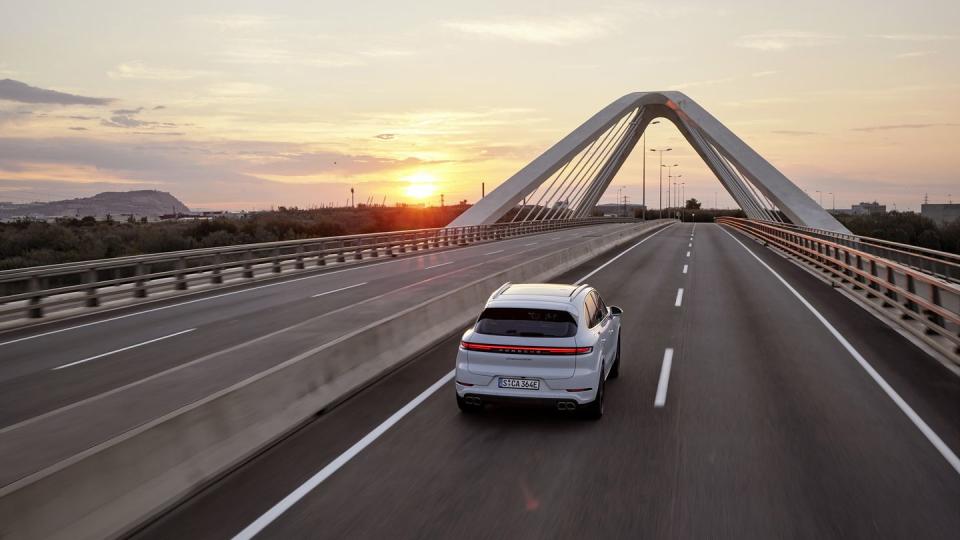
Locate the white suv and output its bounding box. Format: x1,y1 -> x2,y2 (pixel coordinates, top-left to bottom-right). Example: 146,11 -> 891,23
455,283 -> 623,419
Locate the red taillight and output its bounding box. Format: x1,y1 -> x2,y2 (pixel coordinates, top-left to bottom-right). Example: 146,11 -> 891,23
460,341 -> 592,355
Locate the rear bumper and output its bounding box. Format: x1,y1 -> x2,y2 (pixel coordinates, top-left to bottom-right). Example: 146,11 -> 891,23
455,374 -> 599,405
460,392 -> 582,409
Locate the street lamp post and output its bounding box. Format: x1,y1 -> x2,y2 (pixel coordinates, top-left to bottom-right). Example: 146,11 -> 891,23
662,163 -> 679,215
642,120 -> 660,221
829,192 -> 835,212
650,147 -> 672,218
816,190 -> 823,207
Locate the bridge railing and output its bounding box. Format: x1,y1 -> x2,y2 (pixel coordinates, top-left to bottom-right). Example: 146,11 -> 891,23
0,217 -> 639,321
718,217 -> 960,363
753,219 -> 960,283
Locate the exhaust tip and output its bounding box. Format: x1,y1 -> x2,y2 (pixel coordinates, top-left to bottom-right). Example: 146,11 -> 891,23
557,401 -> 577,411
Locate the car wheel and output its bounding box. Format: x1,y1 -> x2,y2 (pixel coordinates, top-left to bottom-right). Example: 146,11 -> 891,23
580,367 -> 605,420
457,394 -> 480,414
609,333 -> 621,379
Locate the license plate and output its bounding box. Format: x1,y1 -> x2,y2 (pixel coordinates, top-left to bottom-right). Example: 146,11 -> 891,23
498,378 -> 540,390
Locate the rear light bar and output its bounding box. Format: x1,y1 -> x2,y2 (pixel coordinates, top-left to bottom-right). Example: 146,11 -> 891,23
460,341 -> 592,355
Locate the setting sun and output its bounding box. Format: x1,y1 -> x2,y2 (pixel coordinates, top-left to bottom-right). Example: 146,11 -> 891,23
403,172 -> 439,201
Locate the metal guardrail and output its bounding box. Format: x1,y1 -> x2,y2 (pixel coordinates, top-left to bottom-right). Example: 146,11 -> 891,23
719,217 -> 960,363
0,217 -> 639,320
754,219 -> 960,283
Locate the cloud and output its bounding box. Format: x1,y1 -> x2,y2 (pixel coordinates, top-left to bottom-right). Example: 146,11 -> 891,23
443,15 -> 613,45
108,61 -> 211,81
752,70 -> 779,77
894,51 -> 935,59
0,79 -> 112,105
872,34 -> 958,41
99,106 -> 179,130
153,105 -> 166,110
67,127 -> 88,131
852,123 -> 958,132
112,107 -> 145,115
734,31 -> 839,51
374,133 -> 395,140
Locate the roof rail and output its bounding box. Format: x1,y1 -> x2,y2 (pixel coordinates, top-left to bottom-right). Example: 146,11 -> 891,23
569,283 -> 590,297
491,282 -> 512,299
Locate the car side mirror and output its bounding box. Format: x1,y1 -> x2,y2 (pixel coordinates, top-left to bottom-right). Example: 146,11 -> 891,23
609,306 -> 623,316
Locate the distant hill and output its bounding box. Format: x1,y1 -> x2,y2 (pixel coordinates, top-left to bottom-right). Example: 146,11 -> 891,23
0,190 -> 191,220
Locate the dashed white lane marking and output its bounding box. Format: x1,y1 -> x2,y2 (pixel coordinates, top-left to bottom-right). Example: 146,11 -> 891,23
720,226 -> 960,476
688,242 -> 692,247
674,288 -> 684,307
232,224 -> 677,538
52,328 -> 196,371
654,348 -> 674,407
686,251 -> 691,258
523,242 -> 538,246
424,261 -> 454,270
484,250 -> 504,255
683,264 -> 688,274
311,283 -> 367,298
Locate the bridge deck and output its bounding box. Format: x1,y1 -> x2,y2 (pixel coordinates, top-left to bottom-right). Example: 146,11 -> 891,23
134,223 -> 960,539
0,222 -> 642,489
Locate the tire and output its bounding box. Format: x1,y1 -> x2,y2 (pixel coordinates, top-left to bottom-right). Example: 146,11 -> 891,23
580,367 -> 605,420
609,333 -> 621,379
457,394 -> 480,414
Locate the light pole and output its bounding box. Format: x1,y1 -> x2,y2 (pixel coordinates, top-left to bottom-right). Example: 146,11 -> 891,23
650,147 -> 672,218
829,192 -> 835,212
816,190 -> 823,207
642,120 -> 660,221
681,181 -> 686,219
662,163 -> 679,213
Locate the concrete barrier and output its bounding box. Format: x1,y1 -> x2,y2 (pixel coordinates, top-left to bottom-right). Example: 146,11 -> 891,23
0,220 -> 672,540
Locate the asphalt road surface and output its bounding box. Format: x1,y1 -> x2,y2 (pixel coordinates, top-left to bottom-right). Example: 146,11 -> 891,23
134,223 -> 960,539
0,222 -> 647,488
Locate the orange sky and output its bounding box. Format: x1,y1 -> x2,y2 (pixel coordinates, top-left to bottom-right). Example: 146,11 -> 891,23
1,0 -> 958,211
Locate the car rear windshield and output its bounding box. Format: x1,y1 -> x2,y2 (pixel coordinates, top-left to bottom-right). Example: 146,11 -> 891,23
475,308 -> 577,338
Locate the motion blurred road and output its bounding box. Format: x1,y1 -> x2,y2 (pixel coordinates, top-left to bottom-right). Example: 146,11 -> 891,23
135,223 -> 960,539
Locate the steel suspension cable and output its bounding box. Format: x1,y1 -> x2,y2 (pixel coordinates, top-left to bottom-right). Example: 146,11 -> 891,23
544,109 -> 636,221
525,133 -> 603,222
572,109 -> 644,217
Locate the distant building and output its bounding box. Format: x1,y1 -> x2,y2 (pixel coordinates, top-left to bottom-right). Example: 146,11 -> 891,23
921,203 -> 960,226
850,201 -> 886,215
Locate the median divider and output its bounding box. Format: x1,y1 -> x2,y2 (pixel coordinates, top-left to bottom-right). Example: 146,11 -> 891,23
0,219 -> 672,540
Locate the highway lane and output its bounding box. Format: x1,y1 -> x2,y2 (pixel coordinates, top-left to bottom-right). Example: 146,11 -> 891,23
135,222 -> 960,539
0,223 -> 629,429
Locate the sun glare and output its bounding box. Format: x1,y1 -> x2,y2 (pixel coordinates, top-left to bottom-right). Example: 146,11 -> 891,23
403,172 -> 438,201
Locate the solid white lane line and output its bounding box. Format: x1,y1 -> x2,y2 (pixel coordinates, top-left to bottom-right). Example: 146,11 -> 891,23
683,264 -> 689,274
654,348 -> 674,407
1,226 -> 600,348
720,226 -> 960,476
232,370 -> 456,540
424,261 -> 454,270
311,283 -> 367,298
674,288 -> 684,307
686,251 -> 691,258
484,249 -> 504,255
52,328 -> 196,371
234,223 -> 675,537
